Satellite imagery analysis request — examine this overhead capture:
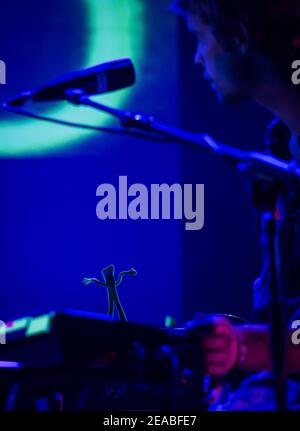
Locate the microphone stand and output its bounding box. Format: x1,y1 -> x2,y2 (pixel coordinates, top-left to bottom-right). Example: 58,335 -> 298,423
262,211 -> 287,411
65,89 -> 300,186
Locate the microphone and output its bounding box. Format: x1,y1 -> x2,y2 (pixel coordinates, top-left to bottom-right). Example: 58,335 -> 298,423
6,58 -> 135,106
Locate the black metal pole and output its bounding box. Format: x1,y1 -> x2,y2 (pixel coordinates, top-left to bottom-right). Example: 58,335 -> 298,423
261,212 -> 287,411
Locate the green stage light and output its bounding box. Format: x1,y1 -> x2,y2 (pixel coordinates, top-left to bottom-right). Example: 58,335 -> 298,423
26,313 -> 54,337
0,0 -> 144,157
6,317 -> 29,333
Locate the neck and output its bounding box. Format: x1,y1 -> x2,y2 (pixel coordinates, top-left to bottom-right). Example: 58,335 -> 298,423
253,77 -> 300,132
253,79 -> 300,160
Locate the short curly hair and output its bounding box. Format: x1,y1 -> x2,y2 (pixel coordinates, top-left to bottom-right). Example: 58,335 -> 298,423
173,0 -> 300,67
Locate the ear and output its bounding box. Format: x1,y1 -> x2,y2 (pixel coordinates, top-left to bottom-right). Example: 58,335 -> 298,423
231,21 -> 250,54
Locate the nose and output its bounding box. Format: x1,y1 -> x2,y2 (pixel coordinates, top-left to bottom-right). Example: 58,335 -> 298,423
194,43 -> 204,66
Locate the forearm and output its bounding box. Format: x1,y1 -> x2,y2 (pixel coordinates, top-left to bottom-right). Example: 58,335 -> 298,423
236,325 -> 272,372
235,325 -> 300,374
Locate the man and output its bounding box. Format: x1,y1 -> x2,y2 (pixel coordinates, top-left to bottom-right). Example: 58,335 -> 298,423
173,0 -> 300,410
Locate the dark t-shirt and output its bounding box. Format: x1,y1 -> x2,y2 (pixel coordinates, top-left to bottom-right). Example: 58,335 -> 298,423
212,120 -> 300,411
251,118 -> 300,323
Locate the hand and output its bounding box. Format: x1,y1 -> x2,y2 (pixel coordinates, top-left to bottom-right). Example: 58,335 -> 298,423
186,315 -> 239,377
202,316 -> 239,377
187,315 -> 273,376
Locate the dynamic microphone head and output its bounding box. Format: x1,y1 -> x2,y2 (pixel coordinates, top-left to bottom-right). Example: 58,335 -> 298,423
5,58 -> 135,106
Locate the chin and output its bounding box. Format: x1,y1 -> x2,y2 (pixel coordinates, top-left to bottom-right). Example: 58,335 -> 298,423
217,90 -> 248,104
214,84 -> 249,104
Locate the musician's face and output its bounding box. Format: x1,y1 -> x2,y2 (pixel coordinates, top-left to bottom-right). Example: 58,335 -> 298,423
187,14 -> 252,103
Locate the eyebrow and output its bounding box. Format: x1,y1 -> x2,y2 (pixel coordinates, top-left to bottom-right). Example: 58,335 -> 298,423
188,26 -> 199,36
189,28 -> 206,41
